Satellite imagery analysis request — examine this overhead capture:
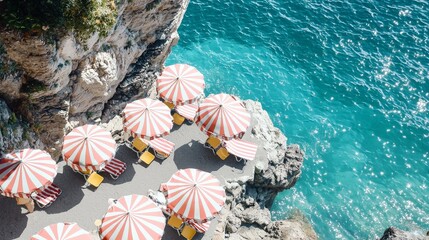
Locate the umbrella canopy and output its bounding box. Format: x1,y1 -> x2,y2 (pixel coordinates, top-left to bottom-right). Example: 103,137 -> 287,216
0,149 -> 57,197
62,124 -> 116,171
165,168 -> 226,221
196,93 -> 251,140
31,222 -> 92,240
99,194 -> 166,240
122,98 -> 173,139
157,64 -> 205,105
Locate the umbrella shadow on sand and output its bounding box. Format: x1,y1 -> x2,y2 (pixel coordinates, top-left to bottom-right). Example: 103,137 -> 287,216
44,165 -> 85,214
173,140 -> 245,173
0,197 -> 29,239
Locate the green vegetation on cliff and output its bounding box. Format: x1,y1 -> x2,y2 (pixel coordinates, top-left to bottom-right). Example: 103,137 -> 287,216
0,0 -> 118,39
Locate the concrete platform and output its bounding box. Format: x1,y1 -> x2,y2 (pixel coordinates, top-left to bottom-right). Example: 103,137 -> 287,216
0,117 -> 266,240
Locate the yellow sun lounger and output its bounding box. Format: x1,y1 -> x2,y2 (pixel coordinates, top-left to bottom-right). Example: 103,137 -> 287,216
181,225 -> 197,240
173,113 -> 185,125
168,215 -> 184,235
163,101 -> 175,110
216,147 -> 230,160
204,136 -> 221,154
83,172 -> 104,188
132,137 -> 149,152
139,150 -> 155,165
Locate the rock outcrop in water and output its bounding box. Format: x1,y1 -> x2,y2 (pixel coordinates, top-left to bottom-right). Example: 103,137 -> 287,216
0,0 -> 189,156
212,101 -> 317,240
380,227 -> 429,240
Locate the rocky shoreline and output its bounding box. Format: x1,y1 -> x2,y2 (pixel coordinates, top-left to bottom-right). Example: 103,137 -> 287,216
209,100 -> 317,240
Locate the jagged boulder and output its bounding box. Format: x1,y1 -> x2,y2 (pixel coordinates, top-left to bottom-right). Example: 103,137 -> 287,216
380,227 -> 429,240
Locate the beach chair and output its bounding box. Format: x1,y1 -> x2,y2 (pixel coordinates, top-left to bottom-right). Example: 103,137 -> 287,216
101,158 -> 126,179
175,103 -> 198,124
150,137 -> 175,160
83,172 -> 104,188
216,147 -> 230,160
167,215 -> 184,235
173,113 -> 185,125
163,101 -> 175,110
132,137 -> 149,153
189,220 -> 211,233
139,150 -> 156,165
204,136 -> 221,154
31,183 -> 62,208
181,225 -> 197,240
224,139 -> 257,164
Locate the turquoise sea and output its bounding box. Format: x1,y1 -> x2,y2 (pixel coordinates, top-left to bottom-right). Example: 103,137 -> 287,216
166,0 -> 429,239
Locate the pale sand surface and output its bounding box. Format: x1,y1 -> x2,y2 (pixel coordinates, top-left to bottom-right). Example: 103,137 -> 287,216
0,118 -> 266,240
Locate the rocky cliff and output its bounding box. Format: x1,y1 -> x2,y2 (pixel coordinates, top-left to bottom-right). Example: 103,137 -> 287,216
0,0 -> 189,156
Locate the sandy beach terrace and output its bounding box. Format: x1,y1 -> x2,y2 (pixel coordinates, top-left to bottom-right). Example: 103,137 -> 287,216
0,115 -> 266,240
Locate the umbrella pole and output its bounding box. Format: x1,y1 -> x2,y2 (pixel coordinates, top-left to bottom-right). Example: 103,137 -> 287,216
16,197 -> 35,213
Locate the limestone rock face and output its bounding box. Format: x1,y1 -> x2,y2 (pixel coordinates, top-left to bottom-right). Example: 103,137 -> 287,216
0,99 -> 43,154
0,0 -> 189,155
380,227 -> 429,240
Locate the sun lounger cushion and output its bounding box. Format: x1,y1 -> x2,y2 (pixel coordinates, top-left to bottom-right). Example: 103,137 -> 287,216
85,172 -> 104,188
181,225 -> 197,240
216,147 -> 229,160
189,220 -> 211,233
173,113 -> 185,125
175,103 -> 198,121
102,158 -> 126,179
32,183 -> 62,208
139,151 -> 156,165
149,138 -> 175,159
163,101 -> 175,109
132,137 -> 149,152
168,215 -> 184,230
205,136 -> 221,149
224,139 -> 257,162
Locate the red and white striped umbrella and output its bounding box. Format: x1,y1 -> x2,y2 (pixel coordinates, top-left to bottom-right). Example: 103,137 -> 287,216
196,94 -> 251,140
157,64 -> 205,105
0,149 -> 57,197
31,222 -> 92,240
62,124 -> 116,172
100,194 -> 166,240
165,168 -> 226,221
122,98 -> 173,139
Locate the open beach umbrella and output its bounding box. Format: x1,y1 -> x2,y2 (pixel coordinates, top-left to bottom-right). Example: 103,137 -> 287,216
31,222 -> 92,240
156,64 -> 205,105
62,124 -> 116,172
0,149 -> 57,197
122,98 -> 173,139
165,168 -> 226,222
99,194 -> 166,240
196,93 -> 251,139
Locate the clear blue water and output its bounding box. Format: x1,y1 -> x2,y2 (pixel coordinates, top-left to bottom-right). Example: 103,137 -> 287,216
166,0 -> 429,239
